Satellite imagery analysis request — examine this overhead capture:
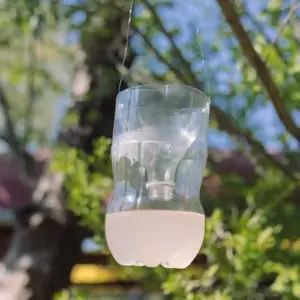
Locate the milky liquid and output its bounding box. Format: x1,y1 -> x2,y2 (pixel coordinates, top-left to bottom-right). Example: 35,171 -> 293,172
105,210 -> 205,269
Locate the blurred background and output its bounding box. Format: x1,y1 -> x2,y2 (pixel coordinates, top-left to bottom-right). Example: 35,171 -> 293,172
0,0 -> 300,299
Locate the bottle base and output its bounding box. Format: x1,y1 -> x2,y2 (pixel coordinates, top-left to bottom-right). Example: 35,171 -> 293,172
105,210 -> 205,269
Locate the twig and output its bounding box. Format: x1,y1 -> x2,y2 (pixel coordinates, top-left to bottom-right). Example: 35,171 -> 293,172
132,24 -> 188,83
243,8 -> 287,65
216,0 -> 300,143
211,107 -> 298,181
266,2 -> 300,62
142,0 -> 196,84
287,18 -> 300,49
244,8 -> 299,90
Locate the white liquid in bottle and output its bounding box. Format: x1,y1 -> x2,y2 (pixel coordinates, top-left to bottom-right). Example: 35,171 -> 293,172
105,210 -> 205,269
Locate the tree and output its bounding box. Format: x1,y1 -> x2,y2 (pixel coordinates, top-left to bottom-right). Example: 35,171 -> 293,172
0,1 -> 133,299
1,0 -> 300,299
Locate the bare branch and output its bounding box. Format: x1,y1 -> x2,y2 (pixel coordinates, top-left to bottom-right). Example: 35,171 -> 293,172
216,0 -> 300,143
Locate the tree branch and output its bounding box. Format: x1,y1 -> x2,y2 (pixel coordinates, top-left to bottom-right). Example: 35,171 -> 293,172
216,0 -> 300,143
0,133 -> 11,146
131,24 -> 187,83
142,0 -> 196,84
287,14 -> 300,49
132,11 -> 299,181
0,84 -> 22,156
242,8 -> 287,65
267,1 -> 300,62
0,86 -> 33,183
24,36 -> 37,144
211,107 -> 298,181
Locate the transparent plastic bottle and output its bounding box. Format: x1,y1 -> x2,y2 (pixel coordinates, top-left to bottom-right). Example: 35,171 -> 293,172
105,84 -> 210,269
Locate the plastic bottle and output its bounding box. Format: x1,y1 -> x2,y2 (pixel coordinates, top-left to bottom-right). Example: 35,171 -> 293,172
105,84 -> 210,269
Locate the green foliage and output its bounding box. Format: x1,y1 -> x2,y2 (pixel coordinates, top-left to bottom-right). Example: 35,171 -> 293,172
161,206 -> 299,299
54,287 -> 92,300
51,137 -> 113,243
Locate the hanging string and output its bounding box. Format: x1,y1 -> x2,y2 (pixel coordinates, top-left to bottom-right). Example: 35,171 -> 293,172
118,0 -> 134,93
196,27 -> 211,100
117,0 -> 211,99
189,3 -> 211,100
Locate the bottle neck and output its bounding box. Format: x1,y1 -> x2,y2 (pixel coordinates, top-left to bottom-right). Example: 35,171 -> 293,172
145,181 -> 175,201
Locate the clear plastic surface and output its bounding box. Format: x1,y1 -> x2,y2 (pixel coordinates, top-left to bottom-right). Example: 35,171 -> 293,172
105,84 -> 210,268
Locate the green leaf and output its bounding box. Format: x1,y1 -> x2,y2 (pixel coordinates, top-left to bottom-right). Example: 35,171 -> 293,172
204,264 -> 219,279
292,283 -> 300,298
257,227 -> 275,250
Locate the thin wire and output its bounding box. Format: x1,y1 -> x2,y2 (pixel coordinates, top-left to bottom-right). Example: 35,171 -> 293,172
195,27 -> 211,100
189,3 -> 211,100
118,0 -> 211,100
118,0 -> 134,93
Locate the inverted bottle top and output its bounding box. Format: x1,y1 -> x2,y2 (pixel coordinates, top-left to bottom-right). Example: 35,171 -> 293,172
116,83 -> 210,111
